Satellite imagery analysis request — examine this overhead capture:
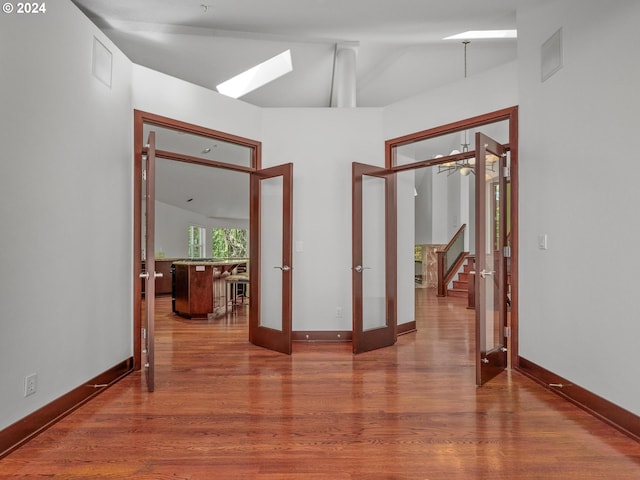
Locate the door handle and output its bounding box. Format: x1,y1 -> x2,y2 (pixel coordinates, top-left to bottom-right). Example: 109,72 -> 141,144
479,269 -> 495,279
139,272 -> 163,279
353,265 -> 371,273
274,265 -> 291,272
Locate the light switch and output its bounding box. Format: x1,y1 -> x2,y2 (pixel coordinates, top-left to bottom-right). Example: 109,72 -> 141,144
538,234 -> 548,250
295,241 -> 304,252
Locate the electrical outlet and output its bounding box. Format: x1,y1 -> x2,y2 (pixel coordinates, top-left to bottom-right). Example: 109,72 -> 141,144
24,373 -> 37,397
336,307 -> 343,318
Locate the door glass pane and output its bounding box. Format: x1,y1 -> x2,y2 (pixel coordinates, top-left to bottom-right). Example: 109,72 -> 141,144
482,150 -> 500,352
144,123 -> 253,168
260,175 -> 283,330
392,121 -> 509,167
362,174 -> 386,331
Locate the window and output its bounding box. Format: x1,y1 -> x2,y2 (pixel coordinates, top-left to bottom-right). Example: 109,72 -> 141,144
188,226 -> 206,258
212,228 -> 248,258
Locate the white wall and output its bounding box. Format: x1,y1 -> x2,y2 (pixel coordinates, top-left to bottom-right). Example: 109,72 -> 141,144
154,201 -> 249,259
383,61 -> 518,141
430,167 -> 450,244
132,65 -> 262,141
0,2 -> 132,429
261,108 -> 384,331
446,175 -> 461,239
414,168 -> 433,245
155,202 -> 212,258
517,0 -> 640,414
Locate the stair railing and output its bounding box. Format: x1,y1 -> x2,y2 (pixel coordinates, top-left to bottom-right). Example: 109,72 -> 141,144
436,224 -> 468,297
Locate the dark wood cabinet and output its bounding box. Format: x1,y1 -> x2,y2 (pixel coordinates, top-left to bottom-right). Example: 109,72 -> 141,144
155,260 -> 173,295
173,263 -> 214,319
171,260 -> 247,319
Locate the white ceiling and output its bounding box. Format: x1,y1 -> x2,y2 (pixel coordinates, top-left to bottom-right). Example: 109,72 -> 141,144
144,124 -> 252,220
72,0 -> 518,108
80,0 -> 519,221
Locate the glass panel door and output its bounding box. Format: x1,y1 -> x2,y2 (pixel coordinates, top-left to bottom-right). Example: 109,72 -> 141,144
249,163 -> 293,354
362,174 -> 386,331
260,175 -> 283,330
142,131 -> 157,392
475,133 -> 508,386
352,163 -> 396,353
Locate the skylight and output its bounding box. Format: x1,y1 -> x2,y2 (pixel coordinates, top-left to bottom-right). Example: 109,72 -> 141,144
216,50 -> 293,99
444,30 -> 517,40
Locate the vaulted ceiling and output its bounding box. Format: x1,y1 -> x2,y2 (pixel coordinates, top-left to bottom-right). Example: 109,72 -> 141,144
72,0 -> 518,108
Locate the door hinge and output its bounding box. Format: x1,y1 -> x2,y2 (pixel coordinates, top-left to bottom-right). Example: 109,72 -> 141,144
504,326 -> 511,338
142,169 -> 147,181
503,245 -> 511,258
503,166 -> 511,178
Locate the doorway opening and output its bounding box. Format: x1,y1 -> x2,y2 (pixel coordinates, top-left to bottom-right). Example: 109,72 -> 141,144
133,110 -> 293,382
384,106 -> 519,383
133,111 -> 259,376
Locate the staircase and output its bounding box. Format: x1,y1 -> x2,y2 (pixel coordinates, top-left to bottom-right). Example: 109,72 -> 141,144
447,255 -> 474,298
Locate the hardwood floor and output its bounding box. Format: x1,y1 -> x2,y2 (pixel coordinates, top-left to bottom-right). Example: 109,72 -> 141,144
2,290 -> 640,479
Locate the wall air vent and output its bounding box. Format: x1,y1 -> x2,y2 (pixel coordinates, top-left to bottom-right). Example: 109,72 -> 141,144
541,28 -> 563,82
92,37 -> 112,88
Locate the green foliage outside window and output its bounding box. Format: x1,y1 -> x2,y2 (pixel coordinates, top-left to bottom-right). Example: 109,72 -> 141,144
212,228 -> 247,258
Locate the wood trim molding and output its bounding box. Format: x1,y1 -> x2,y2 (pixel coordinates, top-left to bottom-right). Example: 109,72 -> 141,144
517,356 -> 640,442
292,323 -> 415,342
0,358 -> 134,459
398,321 -> 417,335
384,106 -> 518,159
134,110 -> 263,154
292,331 -> 352,342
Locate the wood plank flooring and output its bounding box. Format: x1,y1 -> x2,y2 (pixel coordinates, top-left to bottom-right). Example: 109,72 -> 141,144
2,290 -> 640,479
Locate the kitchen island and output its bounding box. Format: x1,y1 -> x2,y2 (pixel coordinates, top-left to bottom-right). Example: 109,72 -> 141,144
172,259 -> 247,319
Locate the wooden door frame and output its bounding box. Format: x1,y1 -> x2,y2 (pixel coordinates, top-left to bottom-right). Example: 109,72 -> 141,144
384,106 -> 519,369
132,110 -> 262,371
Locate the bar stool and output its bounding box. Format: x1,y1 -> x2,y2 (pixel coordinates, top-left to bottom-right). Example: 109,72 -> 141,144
211,268 -> 230,318
225,274 -> 249,314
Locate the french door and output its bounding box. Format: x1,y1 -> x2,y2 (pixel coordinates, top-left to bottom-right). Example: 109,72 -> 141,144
475,133 -> 508,385
352,163 -> 397,354
141,131 -> 159,392
249,163 -> 293,354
